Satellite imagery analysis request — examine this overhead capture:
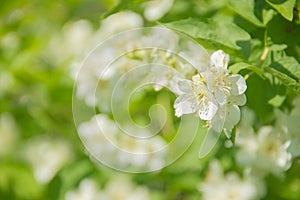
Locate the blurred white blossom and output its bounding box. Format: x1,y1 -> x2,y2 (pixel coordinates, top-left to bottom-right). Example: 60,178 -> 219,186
95,11 -> 143,38
101,176 -> 150,200
78,114 -> 167,171
236,125 -> 292,177
199,160 -> 259,200
65,179 -> 102,200
65,176 -> 150,200
276,97 -> 300,157
47,11 -> 143,68
143,0 -> 174,21
23,136 -> 73,184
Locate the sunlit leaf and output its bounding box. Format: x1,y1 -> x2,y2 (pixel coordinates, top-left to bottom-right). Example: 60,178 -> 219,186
266,0 -> 296,21
265,67 -> 300,93
164,18 -> 251,57
270,56 -> 300,81
268,94 -> 286,107
229,62 -> 264,78
228,0 -> 264,27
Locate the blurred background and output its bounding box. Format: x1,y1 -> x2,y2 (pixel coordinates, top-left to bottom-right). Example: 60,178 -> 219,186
1,0 -> 300,199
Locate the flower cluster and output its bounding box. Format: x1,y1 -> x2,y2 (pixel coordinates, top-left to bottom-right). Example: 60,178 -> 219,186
65,176 -> 150,200
236,125 -> 292,177
78,114 -> 167,171
23,136 -> 73,184
174,50 -> 247,133
199,160 -> 261,200
276,97 -> 300,158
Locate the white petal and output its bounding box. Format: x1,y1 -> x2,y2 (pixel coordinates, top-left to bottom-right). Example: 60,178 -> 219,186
211,107 -> 226,132
144,0 -> 174,21
198,99 -> 218,120
210,50 -> 229,69
178,79 -> 193,93
174,93 -> 197,117
228,74 -> 247,95
228,94 -> 247,106
224,104 -> 240,130
214,87 -> 227,105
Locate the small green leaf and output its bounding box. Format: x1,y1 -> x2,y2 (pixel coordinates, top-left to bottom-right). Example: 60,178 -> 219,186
164,18 -> 251,57
228,0 -> 264,27
266,0 -> 296,21
269,44 -> 288,51
229,62 -> 264,78
268,95 -> 286,107
262,8 -> 276,25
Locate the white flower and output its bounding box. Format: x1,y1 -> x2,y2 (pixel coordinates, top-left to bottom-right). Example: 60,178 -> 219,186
78,114 -> 118,156
65,179 -> 102,200
23,136 -> 73,184
95,11 -> 143,38
236,126 -> 292,177
143,0 -> 174,21
174,75 -> 218,120
174,50 -> 247,133
65,176 -> 150,200
199,160 -> 259,200
212,94 -> 247,132
204,50 -> 247,105
71,12 -> 144,108
103,176 -> 150,200
275,97 -> 300,157
78,114 -> 167,171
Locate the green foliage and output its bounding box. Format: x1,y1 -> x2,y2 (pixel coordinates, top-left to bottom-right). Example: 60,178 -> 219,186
1,0 -> 300,199
228,0 -> 265,27
164,18 -> 251,57
0,163 -> 43,200
266,0 -> 296,21
229,62 -> 264,78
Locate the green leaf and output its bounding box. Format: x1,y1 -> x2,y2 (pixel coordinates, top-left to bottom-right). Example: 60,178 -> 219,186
229,62 -> 264,78
267,15 -> 300,47
269,44 -> 288,51
266,0 -> 296,21
164,18 -> 251,57
228,0 -> 264,27
102,0 -> 148,18
270,56 -> 300,81
262,8 -> 277,25
265,67 -> 300,93
268,94 -> 286,107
